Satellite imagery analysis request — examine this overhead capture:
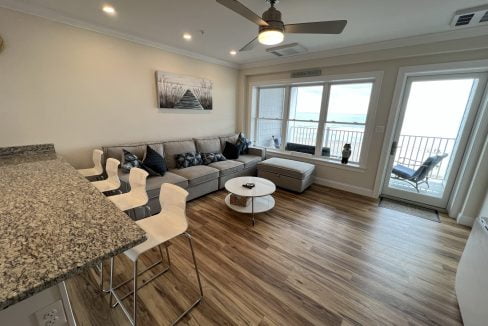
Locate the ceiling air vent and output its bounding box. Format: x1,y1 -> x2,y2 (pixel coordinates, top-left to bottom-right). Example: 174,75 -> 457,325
266,43 -> 308,57
451,5 -> 488,28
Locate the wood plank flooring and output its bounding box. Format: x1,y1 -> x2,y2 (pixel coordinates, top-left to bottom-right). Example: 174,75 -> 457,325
66,185 -> 470,325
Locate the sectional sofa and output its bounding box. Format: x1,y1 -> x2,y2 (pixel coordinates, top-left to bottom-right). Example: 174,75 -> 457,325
102,134 -> 265,217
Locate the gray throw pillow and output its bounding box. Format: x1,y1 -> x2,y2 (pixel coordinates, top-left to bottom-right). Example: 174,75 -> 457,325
175,152 -> 203,169
201,152 -> 226,165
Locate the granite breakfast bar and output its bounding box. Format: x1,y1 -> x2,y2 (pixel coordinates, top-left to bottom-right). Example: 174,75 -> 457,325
0,144 -> 146,324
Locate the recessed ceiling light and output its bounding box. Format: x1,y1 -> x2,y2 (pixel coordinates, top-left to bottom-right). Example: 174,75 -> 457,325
102,5 -> 116,15
183,33 -> 192,40
229,50 -> 237,56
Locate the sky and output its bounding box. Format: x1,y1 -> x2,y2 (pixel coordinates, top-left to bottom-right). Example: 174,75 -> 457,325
400,79 -> 474,138
289,83 -> 373,123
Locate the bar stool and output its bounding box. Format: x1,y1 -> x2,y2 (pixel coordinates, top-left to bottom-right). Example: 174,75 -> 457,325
99,167 -> 150,293
91,158 -> 121,194
77,149 -> 104,179
109,183 -> 203,326
108,167 -> 151,218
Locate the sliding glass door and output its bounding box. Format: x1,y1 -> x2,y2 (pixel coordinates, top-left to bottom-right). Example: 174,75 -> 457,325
382,72 -> 488,208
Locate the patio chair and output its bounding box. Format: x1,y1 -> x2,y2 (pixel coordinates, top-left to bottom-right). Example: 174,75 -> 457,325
391,153 -> 448,193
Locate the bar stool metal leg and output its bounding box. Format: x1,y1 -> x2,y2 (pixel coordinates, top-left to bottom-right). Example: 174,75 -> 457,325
109,257 -> 114,307
171,233 -> 204,325
133,260 -> 138,326
111,246 -> 170,308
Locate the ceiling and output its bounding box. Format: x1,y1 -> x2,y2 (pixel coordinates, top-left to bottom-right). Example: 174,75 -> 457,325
2,0 -> 488,66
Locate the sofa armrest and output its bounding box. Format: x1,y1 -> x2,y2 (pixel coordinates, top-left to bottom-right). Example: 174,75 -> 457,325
248,146 -> 266,160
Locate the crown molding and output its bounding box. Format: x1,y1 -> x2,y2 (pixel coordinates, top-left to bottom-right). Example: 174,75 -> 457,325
2,0 -> 488,71
0,0 -> 239,69
239,25 -> 488,70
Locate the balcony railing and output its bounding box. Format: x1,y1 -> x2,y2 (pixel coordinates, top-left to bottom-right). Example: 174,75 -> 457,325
287,126 -> 364,163
395,134 -> 455,180
257,123 -> 455,179
287,127 -> 455,179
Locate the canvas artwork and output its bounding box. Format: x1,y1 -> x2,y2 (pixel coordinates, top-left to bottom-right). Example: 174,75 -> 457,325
156,71 -> 213,110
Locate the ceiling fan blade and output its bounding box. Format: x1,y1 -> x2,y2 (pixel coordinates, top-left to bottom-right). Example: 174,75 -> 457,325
239,37 -> 258,52
284,20 -> 347,34
216,0 -> 268,26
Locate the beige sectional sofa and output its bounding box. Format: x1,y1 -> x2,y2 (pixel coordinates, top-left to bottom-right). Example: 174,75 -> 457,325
102,134 -> 265,218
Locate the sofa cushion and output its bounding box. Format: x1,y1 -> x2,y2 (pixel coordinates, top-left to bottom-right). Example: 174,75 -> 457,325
119,170 -> 188,198
235,154 -> 262,168
236,132 -> 251,154
223,141 -> 242,160
105,145 -> 146,163
163,140 -> 196,169
103,143 -> 164,162
121,149 -> 142,171
143,145 -> 167,176
175,152 -> 203,169
201,152 -> 226,165
195,137 -> 222,154
219,134 -> 238,150
258,157 -> 315,180
209,160 -> 244,177
171,165 -> 219,187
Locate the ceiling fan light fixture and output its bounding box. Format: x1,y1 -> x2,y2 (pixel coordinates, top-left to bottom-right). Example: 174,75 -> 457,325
258,29 -> 284,45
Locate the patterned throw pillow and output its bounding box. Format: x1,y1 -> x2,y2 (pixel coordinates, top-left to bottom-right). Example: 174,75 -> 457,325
201,152 -> 227,165
175,152 -> 203,169
121,149 -> 142,172
236,132 -> 252,155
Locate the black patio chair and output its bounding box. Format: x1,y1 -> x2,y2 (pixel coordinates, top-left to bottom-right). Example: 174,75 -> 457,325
391,153 -> 448,193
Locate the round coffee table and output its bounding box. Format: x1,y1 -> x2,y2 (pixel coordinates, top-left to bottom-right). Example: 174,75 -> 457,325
224,176 -> 276,226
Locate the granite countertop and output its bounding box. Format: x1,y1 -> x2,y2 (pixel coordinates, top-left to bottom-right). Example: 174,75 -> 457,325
0,146 -> 146,310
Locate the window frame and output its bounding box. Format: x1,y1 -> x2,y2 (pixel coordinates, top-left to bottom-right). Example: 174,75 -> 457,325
254,86 -> 288,149
248,71 -> 383,169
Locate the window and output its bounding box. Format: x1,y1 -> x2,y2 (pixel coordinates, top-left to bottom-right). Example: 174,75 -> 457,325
251,75 -> 378,167
286,85 -> 323,150
255,87 -> 285,148
322,82 -> 373,162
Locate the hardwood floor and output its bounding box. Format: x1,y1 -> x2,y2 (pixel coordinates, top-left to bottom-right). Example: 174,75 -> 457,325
66,185 -> 470,325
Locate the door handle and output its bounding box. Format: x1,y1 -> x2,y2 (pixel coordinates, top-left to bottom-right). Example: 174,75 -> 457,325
390,141 -> 398,156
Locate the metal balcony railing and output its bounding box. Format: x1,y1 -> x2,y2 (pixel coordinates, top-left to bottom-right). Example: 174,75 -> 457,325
287,127 -> 455,179
395,134 -> 455,180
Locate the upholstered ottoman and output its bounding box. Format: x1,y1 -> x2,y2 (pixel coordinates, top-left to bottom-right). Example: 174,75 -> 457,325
257,157 -> 315,193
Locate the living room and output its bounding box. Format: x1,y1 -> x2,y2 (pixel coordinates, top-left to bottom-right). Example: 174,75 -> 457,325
0,0 -> 487,325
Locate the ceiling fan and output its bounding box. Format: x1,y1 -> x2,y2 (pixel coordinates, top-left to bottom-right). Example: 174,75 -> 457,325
216,0 -> 347,52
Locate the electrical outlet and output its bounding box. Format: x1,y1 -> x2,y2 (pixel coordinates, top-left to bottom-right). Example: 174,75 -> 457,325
34,300 -> 67,326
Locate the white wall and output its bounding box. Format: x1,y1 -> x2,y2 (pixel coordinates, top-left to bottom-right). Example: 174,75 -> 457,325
238,37 -> 488,199
0,8 -> 238,168
480,192 -> 488,217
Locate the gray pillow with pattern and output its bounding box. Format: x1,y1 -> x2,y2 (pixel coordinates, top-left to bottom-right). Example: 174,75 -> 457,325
201,152 -> 226,165
121,149 -> 142,172
175,152 -> 203,169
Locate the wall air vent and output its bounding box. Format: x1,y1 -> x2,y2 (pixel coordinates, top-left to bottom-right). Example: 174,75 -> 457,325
266,43 -> 308,57
290,69 -> 322,79
451,5 -> 488,28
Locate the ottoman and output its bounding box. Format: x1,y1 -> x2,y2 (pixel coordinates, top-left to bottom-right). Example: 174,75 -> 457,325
257,157 -> 315,193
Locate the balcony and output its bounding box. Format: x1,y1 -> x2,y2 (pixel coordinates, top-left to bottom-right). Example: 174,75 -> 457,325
258,124 -> 455,195
388,134 -> 455,196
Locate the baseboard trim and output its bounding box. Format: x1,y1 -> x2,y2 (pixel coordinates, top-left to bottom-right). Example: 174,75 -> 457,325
456,214 -> 476,227
314,176 -> 375,198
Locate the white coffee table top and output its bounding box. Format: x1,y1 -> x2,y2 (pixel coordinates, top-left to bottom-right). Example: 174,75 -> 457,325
225,176 -> 276,197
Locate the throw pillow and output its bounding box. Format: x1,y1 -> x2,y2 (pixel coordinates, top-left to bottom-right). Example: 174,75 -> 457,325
201,152 -> 227,165
121,149 -> 142,172
175,152 -> 203,169
222,141 -> 242,160
236,132 -> 252,154
143,146 -> 167,176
